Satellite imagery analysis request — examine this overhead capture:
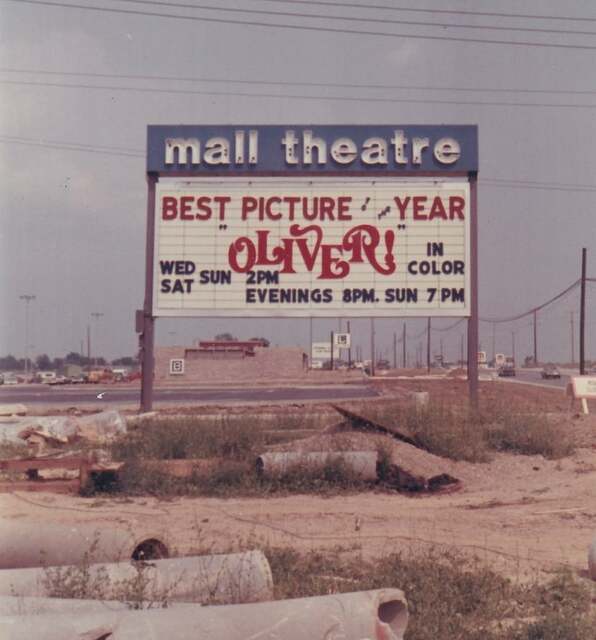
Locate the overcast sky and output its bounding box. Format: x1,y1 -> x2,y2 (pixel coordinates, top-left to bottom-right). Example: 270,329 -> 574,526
1,0 -> 595,364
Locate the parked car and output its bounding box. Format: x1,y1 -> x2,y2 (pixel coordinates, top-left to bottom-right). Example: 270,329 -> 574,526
498,363 -> 516,377
541,363 -> 561,379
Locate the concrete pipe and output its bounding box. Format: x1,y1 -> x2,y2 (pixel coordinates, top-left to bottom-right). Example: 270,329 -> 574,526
0,550 -> 273,605
0,596 -> 135,616
589,535 -> 596,580
256,451 -> 378,480
0,588 -> 408,640
0,520 -> 169,569
0,596 -> 200,616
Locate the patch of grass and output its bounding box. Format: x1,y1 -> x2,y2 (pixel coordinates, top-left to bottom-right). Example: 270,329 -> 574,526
266,546 -> 595,640
361,400 -> 574,462
111,415 -> 264,462
0,439 -> 29,459
99,403 -> 576,499
98,455 -> 373,498
484,412 -> 573,459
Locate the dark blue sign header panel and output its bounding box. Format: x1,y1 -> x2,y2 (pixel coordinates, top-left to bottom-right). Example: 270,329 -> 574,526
147,125 -> 478,174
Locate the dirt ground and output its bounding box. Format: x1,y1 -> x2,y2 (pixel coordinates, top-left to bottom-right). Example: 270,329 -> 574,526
1,380 -> 595,583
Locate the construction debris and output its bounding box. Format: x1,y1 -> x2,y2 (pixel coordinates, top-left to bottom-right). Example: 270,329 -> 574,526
332,405 -> 419,447
275,405 -> 461,493
0,588 -> 408,640
0,520 -> 169,569
0,410 -> 127,447
1,550 -> 273,605
256,451 -> 378,480
0,404 -> 27,417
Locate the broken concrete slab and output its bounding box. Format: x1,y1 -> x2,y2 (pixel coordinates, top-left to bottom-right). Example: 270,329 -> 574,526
0,588 -> 408,640
332,405 -> 419,447
1,550 -> 273,605
0,520 -> 169,569
269,430 -> 460,493
256,451 -> 378,480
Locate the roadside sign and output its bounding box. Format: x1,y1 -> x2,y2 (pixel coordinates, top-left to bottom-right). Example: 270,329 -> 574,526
169,358 -> 185,375
311,342 -> 340,360
568,376 -> 596,414
140,124 -> 479,411
152,178 -> 470,318
334,333 -> 351,348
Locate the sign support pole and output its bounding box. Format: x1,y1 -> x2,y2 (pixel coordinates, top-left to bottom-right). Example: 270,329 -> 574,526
467,172 -> 479,409
426,317 -> 431,373
580,247 -> 587,375
347,321 -> 352,368
140,173 -> 157,413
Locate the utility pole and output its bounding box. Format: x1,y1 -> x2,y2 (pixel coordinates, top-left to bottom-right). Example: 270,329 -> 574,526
580,248 -> 587,375
511,330 -> 516,363
402,322 -> 406,368
91,312 -> 104,367
460,334 -> 464,366
440,337 -> 444,365
330,331 -> 334,371
86,325 -> 91,363
491,322 -> 496,365
570,312 -> 575,366
370,318 -> 376,377
393,332 -> 397,369
533,310 -> 538,366
19,294 -> 36,378
426,317 -> 431,373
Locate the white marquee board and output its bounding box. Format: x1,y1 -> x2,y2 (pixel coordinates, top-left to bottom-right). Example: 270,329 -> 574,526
153,178 -> 470,318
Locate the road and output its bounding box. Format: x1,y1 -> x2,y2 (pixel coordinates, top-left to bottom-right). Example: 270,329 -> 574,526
0,369 -> 577,408
0,383 -> 379,407
496,368 -> 570,390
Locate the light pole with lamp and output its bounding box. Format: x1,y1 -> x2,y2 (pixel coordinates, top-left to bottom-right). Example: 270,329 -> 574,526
91,312 -> 104,367
19,294 -> 36,379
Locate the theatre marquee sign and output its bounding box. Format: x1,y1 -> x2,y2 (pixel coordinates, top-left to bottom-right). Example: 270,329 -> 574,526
146,125 -> 478,318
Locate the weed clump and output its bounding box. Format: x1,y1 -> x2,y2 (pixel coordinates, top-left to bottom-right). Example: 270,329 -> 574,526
364,400 -> 574,462
266,546 -> 595,640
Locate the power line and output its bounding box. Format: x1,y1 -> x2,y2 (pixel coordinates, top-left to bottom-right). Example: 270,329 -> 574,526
3,67 -> 596,96
4,78 -> 596,110
0,134 -> 142,154
80,0 -> 596,37
480,279 -> 581,323
3,135 -> 596,197
0,135 -> 144,157
7,0 -> 596,51
481,181 -> 596,194
259,0 -> 596,24
484,177 -> 596,189
431,318 -> 465,333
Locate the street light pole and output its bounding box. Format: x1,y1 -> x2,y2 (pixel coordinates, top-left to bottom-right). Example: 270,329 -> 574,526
19,295 -> 36,378
91,312 -> 104,367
